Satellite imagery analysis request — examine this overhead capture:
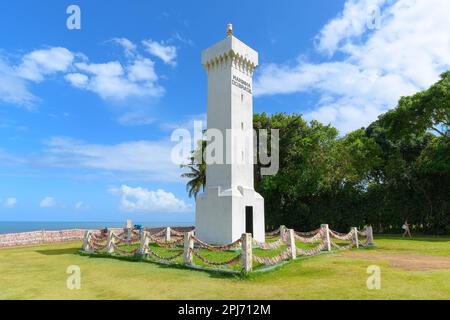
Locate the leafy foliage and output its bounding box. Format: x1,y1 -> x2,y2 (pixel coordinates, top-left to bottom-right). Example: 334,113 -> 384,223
180,140 -> 206,199
182,72 -> 450,234
379,71 -> 449,140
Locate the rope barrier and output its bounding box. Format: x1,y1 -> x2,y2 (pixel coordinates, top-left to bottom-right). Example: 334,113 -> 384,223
294,227 -> 322,237
330,240 -> 354,251
193,249 -> 241,266
112,232 -> 132,242
150,237 -> 185,248
358,237 -> 371,247
191,235 -> 241,251
90,242 -> 108,252
329,229 -> 355,241
329,229 -> 351,237
169,229 -> 186,237
253,248 -> 291,266
149,229 -> 167,238
143,244 -> 184,262
91,234 -> 107,242
114,231 -> 126,238
82,224 -> 373,273
356,227 -> 373,247
294,230 -> 324,243
265,227 -> 281,236
253,238 -> 285,250
357,230 -> 368,237
296,239 -> 328,256
91,237 -> 107,245
112,243 -> 139,255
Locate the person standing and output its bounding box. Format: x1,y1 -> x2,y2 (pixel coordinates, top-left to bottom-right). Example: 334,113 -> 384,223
402,220 -> 412,238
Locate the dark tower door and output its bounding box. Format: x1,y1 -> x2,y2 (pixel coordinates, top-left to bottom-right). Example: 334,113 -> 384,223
245,206 -> 254,235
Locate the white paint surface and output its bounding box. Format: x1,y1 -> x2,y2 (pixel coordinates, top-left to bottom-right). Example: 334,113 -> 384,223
196,32 -> 265,244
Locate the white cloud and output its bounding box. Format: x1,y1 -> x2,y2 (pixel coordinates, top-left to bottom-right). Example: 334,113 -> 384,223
75,201 -> 88,210
315,0 -> 388,55
110,37 -> 137,57
70,60 -> 164,100
1,40 -> 169,111
42,136 -> 182,182
0,59 -> 37,107
142,39 -> 177,66
109,185 -> 192,213
127,58 -> 158,82
16,47 -> 74,82
254,0 -> 450,133
0,135 -> 186,183
65,73 -> 89,88
2,197 -> 17,208
40,196 -> 56,208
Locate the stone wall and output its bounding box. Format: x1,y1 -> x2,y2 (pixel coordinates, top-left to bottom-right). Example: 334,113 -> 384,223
0,227 -> 194,248
0,229 -> 89,248
0,229 -> 124,248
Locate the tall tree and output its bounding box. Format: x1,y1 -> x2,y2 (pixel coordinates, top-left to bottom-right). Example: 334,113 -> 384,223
380,71 -> 449,140
180,140 -> 206,199
181,72 -> 450,234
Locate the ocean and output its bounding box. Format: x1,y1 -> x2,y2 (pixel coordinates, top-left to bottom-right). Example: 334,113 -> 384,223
0,221 -> 195,234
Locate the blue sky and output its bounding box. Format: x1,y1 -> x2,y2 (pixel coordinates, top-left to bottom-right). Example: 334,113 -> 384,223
0,0 -> 448,221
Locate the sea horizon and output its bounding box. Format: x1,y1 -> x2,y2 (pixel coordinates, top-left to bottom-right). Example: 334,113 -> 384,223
0,221 -> 195,234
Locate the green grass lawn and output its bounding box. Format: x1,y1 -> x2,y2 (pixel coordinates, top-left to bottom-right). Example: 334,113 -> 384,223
0,235 -> 449,300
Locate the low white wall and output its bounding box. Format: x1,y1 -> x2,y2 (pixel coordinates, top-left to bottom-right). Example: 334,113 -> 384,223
0,229 -> 121,248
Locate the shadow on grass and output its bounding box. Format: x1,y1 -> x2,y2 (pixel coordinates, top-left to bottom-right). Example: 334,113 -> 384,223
36,248 -> 80,255
78,251 -> 243,280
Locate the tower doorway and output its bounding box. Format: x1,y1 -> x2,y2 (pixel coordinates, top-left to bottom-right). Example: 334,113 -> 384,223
245,206 -> 254,235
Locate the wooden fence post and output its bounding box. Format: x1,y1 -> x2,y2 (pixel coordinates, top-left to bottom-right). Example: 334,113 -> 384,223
241,233 -> 253,273
353,227 -> 359,248
287,229 -> 297,260
82,231 -> 91,252
126,219 -> 132,241
366,226 -> 374,246
106,231 -> 115,254
165,227 -> 171,242
280,225 -> 287,240
183,231 -> 194,265
139,230 -> 149,255
321,224 -> 331,252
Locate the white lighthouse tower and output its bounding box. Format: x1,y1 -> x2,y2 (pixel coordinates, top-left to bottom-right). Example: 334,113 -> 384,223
196,24 -> 265,244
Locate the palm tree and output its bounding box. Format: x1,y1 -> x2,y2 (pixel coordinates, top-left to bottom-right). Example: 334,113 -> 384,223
181,140 -> 206,199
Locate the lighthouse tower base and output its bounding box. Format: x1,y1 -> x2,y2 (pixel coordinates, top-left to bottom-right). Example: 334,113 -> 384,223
196,186 -> 265,245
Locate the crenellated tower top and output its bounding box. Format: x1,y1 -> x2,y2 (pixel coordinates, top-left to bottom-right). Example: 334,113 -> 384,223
201,26 -> 258,76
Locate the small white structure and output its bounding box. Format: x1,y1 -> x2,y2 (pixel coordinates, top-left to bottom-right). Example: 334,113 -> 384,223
196,24 -> 265,244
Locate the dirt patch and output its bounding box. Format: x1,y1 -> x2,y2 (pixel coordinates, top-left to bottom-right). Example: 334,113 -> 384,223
338,252 -> 450,271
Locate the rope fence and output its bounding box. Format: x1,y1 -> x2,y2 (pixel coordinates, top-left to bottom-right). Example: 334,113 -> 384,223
191,235 -> 242,252
81,224 -> 375,274
253,238 -> 284,250
253,248 -> 292,266
143,244 -> 184,262
193,249 -> 242,267
293,229 -> 323,243
296,239 -> 329,256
